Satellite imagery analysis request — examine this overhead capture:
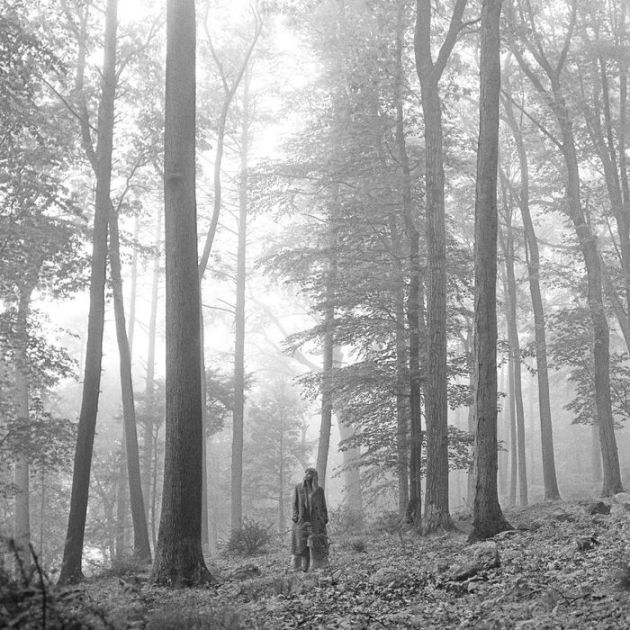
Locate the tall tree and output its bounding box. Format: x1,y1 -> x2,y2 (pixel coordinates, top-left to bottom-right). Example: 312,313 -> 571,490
59,0 -> 118,584
414,0 -> 467,534
507,0 -> 622,495
108,207 -> 151,562
231,70 -> 251,531
469,0 -> 512,542
501,80 -> 561,500
498,195 -> 527,506
151,0 -> 212,586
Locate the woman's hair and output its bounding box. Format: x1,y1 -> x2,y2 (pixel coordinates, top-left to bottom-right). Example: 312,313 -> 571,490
303,467 -> 319,491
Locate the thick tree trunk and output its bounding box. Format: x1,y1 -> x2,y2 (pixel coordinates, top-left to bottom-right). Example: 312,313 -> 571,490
109,209 -> 152,562
231,73 -> 250,531
469,0 -> 512,542
59,0 -> 117,584
151,0 -> 211,586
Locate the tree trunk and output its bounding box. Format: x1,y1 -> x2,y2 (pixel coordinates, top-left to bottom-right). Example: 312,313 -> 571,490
109,209 -> 152,562
392,8 -> 411,517
315,221 -> 337,487
337,413 -> 363,527
59,0 -> 117,584
557,105 -> 622,496
414,0 -> 466,535
114,438 -> 128,561
502,91 -> 560,500
469,0 -> 512,542
231,72 -> 250,531
509,0 -> 622,496
499,215 -> 528,506
143,203 -> 161,521
14,286 -> 33,557
508,350 -> 517,507
151,0 -> 211,586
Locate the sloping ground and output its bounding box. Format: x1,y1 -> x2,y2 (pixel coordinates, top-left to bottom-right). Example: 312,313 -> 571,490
5,500 -> 630,628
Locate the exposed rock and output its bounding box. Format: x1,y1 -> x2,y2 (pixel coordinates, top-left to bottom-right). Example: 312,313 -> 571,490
450,541 -> 500,581
585,501 -> 610,515
228,564 -> 261,581
550,508 -> 573,522
613,492 -> 630,510
370,567 -> 403,586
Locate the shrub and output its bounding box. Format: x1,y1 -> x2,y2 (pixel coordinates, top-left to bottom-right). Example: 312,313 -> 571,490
327,506 -> 364,537
370,510 -> 405,535
103,554 -> 148,579
225,518 -> 271,557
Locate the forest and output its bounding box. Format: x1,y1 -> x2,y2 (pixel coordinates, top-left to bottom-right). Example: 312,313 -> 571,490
2,0 -> 630,627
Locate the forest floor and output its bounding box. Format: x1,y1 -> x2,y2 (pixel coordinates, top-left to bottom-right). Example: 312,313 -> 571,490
5,498 -> 630,629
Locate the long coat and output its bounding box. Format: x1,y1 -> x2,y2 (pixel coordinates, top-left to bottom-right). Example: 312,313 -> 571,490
291,482 -> 328,561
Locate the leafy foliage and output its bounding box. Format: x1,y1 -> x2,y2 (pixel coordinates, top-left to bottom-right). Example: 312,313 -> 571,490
548,308 -> 630,425
225,519 -> 272,557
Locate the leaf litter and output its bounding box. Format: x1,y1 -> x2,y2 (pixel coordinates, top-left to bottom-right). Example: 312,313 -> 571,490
20,500 -> 630,629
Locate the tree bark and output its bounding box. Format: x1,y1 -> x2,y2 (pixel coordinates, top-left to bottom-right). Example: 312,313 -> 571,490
414,0 -> 466,535
231,71 -> 250,531
508,0 -> 622,496
151,0 -> 211,586
499,215 -> 528,506
316,223 -> 337,487
143,203 -> 161,528
501,90 -> 561,500
109,208 -> 152,562
469,0 -> 512,542
59,0 -> 117,584
14,286 -> 33,557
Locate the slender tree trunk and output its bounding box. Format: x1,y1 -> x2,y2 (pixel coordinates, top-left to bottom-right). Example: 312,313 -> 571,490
469,0 -> 512,542
114,437 -> 128,560
151,0 -> 211,586
509,0 -> 622,496
231,73 -> 250,531
392,5 -> 412,517
316,254 -> 337,487
414,0 -> 466,534
59,0 -> 117,583
128,217 -> 139,353
502,91 -> 560,500
558,111 -> 622,496
278,416 -> 285,534
143,204 -> 161,519
507,345 -> 517,506
337,413 -> 363,527
499,215 -> 528,506
497,365 -> 508,498
316,220 -> 337,487
109,209 -> 152,562
14,286 -> 33,557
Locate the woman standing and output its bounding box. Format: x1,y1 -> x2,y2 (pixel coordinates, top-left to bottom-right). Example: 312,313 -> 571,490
291,468 -> 329,571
